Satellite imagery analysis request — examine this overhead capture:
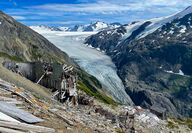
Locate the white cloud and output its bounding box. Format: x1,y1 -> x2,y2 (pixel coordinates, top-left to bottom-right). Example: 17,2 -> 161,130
27,0 -> 192,14
28,1 -> 142,13
57,21 -> 84,24
5,0 -> 192,26
12,16 -> 26,20
20,20 -> 83,25
9,0 -> 17,6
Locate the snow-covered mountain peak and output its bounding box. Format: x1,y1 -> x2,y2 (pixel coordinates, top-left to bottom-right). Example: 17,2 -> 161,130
30,25 -> 62,32
94,21 -> 106,24
86,21 -> 109,31
112,6 -> 192,41
85,6 -> 192,55
30,21 -> 121,32
58,26 -> 69,32
95,21 -> 107,25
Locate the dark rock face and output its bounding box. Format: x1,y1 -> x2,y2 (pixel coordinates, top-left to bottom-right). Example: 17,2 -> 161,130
0,11 -> 74,65
124,21 -> 152,43
85,25 -> 127,56
85,12 -> 192,118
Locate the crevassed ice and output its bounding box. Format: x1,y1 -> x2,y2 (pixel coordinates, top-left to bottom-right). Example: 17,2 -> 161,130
32,30 -> 133,105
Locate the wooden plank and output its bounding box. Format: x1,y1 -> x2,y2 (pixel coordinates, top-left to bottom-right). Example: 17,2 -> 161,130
0,88 -> 11,95
0,96 -> 18,101
48,109 -> 74,126
1,101 -> 23,105
0,127 -> 25,133
0,112 -> 21,123
0,96 -> 23,105
12,91 -> 35,106
0,102 -> 44,123
0,82 -> 35,106
0,121 -> 55,132
0,82 -> 14,90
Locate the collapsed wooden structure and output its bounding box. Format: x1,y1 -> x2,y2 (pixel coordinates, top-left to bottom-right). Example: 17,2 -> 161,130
52,64 -> 78,103
3,62 -> 78,104
150,105 -> 168,120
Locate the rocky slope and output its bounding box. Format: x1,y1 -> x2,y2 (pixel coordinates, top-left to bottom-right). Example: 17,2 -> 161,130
0,11 -> 73,64
0,77 -> 191,133
85,6 -> 192,118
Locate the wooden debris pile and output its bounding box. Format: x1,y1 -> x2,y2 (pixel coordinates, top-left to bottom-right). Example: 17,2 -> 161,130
52,64 -> 78,105
77,92 -> 94,106
3,62 -> 95,107
0,79 -> 55,133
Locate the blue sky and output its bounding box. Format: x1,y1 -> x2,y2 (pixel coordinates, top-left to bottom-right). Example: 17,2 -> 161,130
1,0 -> 192,26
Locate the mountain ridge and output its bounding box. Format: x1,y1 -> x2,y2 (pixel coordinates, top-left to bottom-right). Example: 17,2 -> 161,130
30,21 -> 121,32
0,10 -> 74,65
85,6 -> 192,118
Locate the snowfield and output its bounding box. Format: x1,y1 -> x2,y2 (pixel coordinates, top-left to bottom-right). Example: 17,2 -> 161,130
31,30 -> 132,104
117,6 -> 192,42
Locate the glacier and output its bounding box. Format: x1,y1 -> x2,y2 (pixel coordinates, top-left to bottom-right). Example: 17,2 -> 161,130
31,30 -> 133,105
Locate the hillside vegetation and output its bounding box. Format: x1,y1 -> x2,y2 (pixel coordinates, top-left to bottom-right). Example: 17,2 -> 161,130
0,10 -> 115,105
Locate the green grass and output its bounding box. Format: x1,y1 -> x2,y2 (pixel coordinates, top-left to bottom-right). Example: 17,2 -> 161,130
46,52 -> 66,64
50,51 -> 69,65
116,130 -> 125,133
175,118 -> 192,129
169,118 -> 192,129
89,76 -> 102,88
32,94 -> 40,100
167,121 -> 179,129
77,70 -> 102,89
51,55 -> 65,64
76,69 -> 115,104
0,52 -> 24,62
167,74 -> 192,99
186,118 -> 192,129
77,81 -> 115,104
31,49 -> 43,61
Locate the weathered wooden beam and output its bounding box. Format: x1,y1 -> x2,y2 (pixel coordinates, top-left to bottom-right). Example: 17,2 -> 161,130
0,96 -> 23,105
0,112 -> 21,123
0,87 -> 11,95
0,121 -> 55,132
0,102 -> 44,123
0,126 -> 25,133
0,82 -> 35,106
36,72 -> 46,84
48,109 -> 74,126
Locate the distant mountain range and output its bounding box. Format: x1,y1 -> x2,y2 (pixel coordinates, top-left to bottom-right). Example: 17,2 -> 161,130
30,21 -> 121,32
85,6 -> 192,118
